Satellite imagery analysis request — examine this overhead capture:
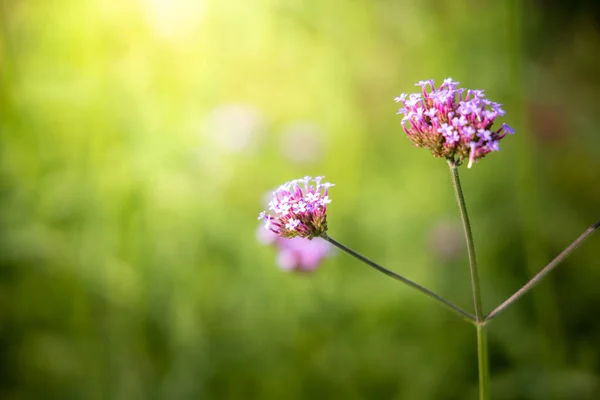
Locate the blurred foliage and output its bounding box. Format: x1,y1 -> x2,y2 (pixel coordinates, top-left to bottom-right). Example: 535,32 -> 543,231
1,0 -> 599,399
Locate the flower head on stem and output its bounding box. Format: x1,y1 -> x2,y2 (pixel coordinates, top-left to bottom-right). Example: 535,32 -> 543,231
395,78 -> 514,167
258,176 -> 334,239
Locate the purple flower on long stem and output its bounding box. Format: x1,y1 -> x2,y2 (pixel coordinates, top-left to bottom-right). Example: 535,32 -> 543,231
395,78 -> 515,167
258,176 -> 334,239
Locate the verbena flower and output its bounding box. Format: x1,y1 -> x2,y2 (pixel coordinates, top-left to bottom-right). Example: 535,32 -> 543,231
258,176 -> 334,239
395,78 -> 515,167
276,236 -> 333,271
257,223 -> 333,271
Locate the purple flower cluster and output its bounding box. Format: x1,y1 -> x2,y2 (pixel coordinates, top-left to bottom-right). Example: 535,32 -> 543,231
395,78 -> 515,167
258,176 -> 334,239
257,226 -> 333,272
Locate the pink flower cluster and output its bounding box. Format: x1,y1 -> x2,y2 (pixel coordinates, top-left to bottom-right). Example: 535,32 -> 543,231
258,176 -> 334,239
257,226 -> 333,272
395,78 -> 515,167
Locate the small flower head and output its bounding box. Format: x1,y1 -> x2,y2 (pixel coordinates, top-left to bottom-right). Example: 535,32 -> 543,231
259,176 -> 334,239
257,200 -> 334,272
256,224 -> 333,271
275,236 -> 333,272
395,78 -> 514,167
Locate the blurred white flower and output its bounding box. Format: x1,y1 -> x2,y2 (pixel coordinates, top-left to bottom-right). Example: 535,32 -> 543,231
279,121 -> 325,164
204,103 -> 264,154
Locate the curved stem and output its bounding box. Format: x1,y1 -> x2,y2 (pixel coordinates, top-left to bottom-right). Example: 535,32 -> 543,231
321,234 -> 476,324
485,218 -> 600,322
448,160 -> 489,400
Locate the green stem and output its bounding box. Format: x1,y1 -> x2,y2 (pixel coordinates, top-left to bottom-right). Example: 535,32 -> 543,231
448,159 -> 490,399
448,160 -> 484,321
321,234 -> 476,324
477,325 -> 491,400
485,218 -> 600,322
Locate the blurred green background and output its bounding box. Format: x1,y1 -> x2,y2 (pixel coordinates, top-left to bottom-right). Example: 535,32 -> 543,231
1,0 -> 599,399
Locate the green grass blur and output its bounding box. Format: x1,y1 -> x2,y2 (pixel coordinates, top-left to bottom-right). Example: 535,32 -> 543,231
1,0 -> 599,399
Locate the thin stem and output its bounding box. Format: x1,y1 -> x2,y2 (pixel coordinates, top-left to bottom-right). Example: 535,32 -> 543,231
448,160 -> 484,322
485,218 -> 600,322
447,159 -> 490,400
321,234 -> 476,324
477,325 -> 491,400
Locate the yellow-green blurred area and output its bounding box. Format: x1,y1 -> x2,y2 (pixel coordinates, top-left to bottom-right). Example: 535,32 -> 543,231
1,0 -> 600,398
